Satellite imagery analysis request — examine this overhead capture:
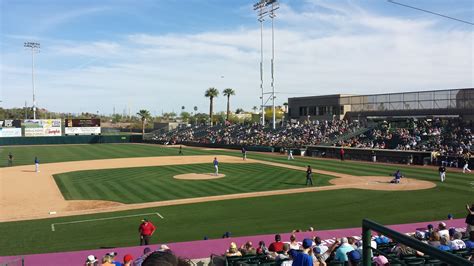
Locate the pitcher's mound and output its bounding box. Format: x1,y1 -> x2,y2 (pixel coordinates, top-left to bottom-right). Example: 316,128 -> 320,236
174,173 -> 226,180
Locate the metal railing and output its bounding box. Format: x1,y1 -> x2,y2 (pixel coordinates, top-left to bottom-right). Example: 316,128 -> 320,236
362,219 -> 472,266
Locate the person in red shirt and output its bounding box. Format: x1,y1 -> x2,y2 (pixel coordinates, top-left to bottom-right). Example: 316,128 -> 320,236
340,147 -> 345,161
268,234 -> 284,253
139,218 -> 156,246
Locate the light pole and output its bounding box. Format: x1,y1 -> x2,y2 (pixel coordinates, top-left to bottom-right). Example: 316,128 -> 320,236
24,42 -> 40,120
254,0 -> 279,129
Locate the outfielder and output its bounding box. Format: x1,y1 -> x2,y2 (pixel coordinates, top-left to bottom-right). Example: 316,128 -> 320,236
463,152 -> 471,173
34,156 -> 40,172
288,149 -> 294,160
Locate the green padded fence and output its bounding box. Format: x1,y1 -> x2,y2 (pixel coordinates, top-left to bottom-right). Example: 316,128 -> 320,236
0,135 -> 143,146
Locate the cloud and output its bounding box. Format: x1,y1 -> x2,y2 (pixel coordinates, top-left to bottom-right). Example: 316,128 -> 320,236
1,1 -> 472,114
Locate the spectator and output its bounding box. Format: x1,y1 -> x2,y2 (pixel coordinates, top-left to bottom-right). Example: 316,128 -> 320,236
105,252 -> 122,266
314,236 -> 328,254
225,242 -> 242,257
466,203 -> 474,237
85,255 -> 98,266
438,236 -> 451,251
438,222 -> 449,239
428,231 -> 441,248
274,243 -> 291,262
374,233 -> 390,245
289,234 -> 300,250
141,251 -> 191,266
450,232 -> 466,250
292,238 -> 313,266
334,237 -> 354,262
240,241 -> 256,256
269,234 -> 284,252
372,255 -> 389,266
347,250 -> 362,266
101,255 -> 115,266
256,240 -> 268,255
466,231 -> 474,250
123,254 -> 133,266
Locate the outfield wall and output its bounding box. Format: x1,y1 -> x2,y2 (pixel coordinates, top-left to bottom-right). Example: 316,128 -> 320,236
0,135 -> 143,146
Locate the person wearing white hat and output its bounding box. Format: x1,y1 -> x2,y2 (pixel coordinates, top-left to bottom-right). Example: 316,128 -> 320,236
85,255 -> 98,266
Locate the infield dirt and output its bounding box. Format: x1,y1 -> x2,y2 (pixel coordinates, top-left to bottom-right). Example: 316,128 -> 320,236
0,155 -> 435,222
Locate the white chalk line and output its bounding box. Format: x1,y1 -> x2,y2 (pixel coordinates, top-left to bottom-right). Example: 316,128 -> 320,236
51,212 -> 163,232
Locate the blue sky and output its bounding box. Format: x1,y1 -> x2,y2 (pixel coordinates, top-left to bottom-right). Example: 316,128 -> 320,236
1,0 -> 473,115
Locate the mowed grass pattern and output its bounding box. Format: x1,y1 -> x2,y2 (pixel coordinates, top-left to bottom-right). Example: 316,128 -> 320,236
0,144 -> 208,167
54,163 -> 332,203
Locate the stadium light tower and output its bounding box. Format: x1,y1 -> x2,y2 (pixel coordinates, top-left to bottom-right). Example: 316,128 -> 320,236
254,0 -> 279,129
24,42 -> 40,120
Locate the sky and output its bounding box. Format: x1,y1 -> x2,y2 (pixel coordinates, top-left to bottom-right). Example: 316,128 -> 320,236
1,0 -> 473,116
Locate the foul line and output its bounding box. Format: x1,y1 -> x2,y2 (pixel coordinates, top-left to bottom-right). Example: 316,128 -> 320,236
51,212 -> 163,232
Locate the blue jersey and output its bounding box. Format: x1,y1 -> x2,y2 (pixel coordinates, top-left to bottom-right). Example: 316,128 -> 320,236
213,159 -> 218,166
35,158 -> 39,164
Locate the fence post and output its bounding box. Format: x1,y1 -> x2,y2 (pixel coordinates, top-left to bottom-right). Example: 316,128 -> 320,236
362,222 -> 371,266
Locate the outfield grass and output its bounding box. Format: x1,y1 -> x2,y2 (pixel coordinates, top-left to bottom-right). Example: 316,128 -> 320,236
0,144 -> 472,256
53,163 -> 332,203
0,144 -> 208,167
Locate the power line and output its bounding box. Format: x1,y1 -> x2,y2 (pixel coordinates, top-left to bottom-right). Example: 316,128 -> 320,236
387,0 -> 474,26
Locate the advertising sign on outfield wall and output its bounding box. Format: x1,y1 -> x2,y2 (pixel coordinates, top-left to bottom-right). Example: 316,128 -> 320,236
23,119 -> 62,137
64,119 -> 101,135
65,127 -> 101,135
0,120 -> 22,137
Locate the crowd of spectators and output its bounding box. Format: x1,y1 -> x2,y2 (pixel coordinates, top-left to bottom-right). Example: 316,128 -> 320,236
151,118 -> 472,155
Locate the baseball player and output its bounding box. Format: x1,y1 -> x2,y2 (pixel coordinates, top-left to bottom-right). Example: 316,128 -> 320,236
213,157 -> 219,176
439,165 -> 446,182
463,152 -> 471,173
34,156 -> 40,172
178,145 -> 183,155
306,165 -> 313,186
7,152 -> 13,167
288,149 -> 294,160
241,147 -> 247,160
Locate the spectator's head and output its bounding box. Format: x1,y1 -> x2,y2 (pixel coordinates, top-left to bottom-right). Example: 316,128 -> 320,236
313,247 -> 321,255
347,250 -> 361,264
123,254 -> 133,265
228,242 -> 238,253
341,237 -> 349,244
438,222 -> 447,230
302,238 -> 313,249
282,243 -> 290,252
106,252 -> 117,260
427,224 -> 434,231
85,255 -> 97,266
258,240 -> 265,247
142,251 -> 191,266
373,255 -> 389,266
449,228 -> 457,238
348,237 -> 356,245
430,232 -> 441,241
290,234 -> 296,242
440,236 -> 449,246
143,247 -> 151,255
275,234 -> 281,242
453,232 -> 462,240
244,241 -> 253,249
102,255 -> 113,264
314,236 -> 322,245
415,231 -> 425,240
159,245 -> 170,252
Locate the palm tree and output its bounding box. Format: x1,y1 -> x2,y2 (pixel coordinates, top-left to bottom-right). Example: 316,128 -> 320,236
252,106 -> 258,113
136,109 -> 151,139
205,87 -> 219,126
222,88 -> 235,121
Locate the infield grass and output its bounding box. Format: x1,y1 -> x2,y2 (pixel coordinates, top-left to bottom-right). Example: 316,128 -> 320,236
53,163 -> 332,203
0,143 -> 472,256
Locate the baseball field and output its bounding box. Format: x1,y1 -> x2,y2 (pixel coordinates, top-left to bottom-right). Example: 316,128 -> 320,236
0,143 -> 472,256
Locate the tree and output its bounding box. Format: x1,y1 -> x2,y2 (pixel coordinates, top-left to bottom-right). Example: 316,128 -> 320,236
222,88 -> 235,121
181,106 -> 185,111
204,87 -> 219,126
235,108 -> 244,114
180,111 -> 191,123
193,106 -> 198,112
136,109 -> 151,139
252,106 -> 258,113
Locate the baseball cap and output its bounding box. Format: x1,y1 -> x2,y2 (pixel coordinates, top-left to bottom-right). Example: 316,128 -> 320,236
347,250 -> 361,262
86,255 -> 97,263
439,222 -> 446,228
373,255 -> 389,265
448,228 -> 456,237
159,244 -> 170,251
302,238 -> 313,249
106,252 -> 117,257
427,224 -> 434,230
142,218 -> 148,222
312,247 -> 321,254
123,254 -> 133,263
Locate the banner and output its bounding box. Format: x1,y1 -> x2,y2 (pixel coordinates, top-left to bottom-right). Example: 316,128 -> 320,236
65,127 -> 101,135
0,128 -> 22,137
23,119 -> 62,137
0,120 -> 22,128
65,119 -> 100,127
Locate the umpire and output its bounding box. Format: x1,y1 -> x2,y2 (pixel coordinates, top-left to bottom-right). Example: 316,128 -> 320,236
306,165 -> 314,186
